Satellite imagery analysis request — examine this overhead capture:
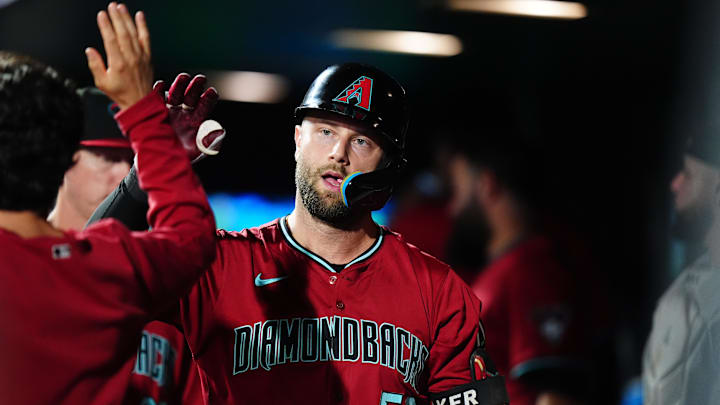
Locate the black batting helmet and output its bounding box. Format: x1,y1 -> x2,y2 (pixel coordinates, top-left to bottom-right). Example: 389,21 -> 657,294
295,63 -> 409,156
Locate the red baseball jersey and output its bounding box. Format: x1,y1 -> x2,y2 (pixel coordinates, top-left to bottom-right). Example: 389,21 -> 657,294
169,218 -> 482,405
470,236 -> 583,405
127,321 -> 202,405
0,93 -> 216,405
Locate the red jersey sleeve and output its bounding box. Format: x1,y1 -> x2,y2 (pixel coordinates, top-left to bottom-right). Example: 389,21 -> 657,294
178,232 -> 240,353
82,91 -> 216,312
427,268 -> 483,393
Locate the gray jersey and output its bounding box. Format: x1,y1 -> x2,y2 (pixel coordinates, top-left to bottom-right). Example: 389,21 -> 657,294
642,253 -> 720,405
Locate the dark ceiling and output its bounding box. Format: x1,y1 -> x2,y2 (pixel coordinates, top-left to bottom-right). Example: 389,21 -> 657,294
0,0 -> 683,105
0,0 -> 690,201
0,0 -> 691,244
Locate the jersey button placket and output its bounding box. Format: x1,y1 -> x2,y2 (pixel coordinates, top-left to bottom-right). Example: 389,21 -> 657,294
331,274 -> 344,312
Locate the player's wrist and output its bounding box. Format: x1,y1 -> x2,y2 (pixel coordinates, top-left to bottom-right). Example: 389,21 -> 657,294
114,90 -> 166,139
114,79 -> 153,110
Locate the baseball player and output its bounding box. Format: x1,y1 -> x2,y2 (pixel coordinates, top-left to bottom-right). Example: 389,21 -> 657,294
642,133 -> 720,404
446,135 -> 591,405
88,63 -> 509,404
0,4 -> 215,404
47,84 -> 215,405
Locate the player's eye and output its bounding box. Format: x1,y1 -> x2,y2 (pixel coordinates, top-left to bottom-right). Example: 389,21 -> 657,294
320,128 -> 333,136
354,137 -> 372,148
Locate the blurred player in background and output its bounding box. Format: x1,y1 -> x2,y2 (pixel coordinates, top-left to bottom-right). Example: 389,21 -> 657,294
642,132 -> 720,404
0,2 -> 216,403
667,137 -> 720,267
48,87 -> 133,231
389,137 -> 454,261
447,131 -> 594,405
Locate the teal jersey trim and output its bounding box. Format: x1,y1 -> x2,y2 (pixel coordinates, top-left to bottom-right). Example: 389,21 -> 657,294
279,215 -> 384,273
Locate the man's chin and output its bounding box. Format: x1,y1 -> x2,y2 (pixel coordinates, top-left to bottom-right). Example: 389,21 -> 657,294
314,186 -> 343,205
671,212 -> 710,244
309,197 -> 356,225
320,201 -> 348,216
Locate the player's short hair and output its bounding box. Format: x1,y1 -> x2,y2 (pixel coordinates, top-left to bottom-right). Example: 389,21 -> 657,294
446,114 -> 540,208
0,51 -> 82,216
80,146 -> 134,166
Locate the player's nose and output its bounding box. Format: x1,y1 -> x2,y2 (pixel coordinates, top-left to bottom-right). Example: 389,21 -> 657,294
670,171 -> 685,195
328,136 -> 350,165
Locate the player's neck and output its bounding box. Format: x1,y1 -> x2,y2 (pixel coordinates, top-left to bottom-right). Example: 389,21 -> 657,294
47,188 -> 87,232
287,203 -> 380,266
705,214 -> 720,267
487,200 -> 529,259
0,209 -> 64,239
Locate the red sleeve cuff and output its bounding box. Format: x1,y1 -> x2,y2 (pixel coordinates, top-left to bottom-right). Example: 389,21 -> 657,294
114,91 -> 167,139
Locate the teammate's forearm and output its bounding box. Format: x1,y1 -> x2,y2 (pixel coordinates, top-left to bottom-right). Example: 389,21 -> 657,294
85,165 -> 149,230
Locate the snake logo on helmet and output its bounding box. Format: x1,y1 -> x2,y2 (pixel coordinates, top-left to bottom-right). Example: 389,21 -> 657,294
295,63 -> 409,211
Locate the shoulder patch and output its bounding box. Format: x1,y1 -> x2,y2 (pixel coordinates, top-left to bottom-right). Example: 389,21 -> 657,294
532,305 -> 571,345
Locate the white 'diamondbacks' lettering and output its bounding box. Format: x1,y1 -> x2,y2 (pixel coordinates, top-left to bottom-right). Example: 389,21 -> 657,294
233,316 -> 428,392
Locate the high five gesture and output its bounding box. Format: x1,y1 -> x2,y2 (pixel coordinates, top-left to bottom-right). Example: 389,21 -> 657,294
85,2 -> 153,110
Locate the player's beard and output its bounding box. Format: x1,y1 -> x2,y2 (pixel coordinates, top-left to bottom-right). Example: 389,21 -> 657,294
671,201 -> 713,263
295,157 -> 356,227
671,203 -> 713,245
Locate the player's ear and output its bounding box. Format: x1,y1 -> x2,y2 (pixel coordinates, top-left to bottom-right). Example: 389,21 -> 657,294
294,124 -> 302,161
66,150 -> 83,169
476,170 -> 499,202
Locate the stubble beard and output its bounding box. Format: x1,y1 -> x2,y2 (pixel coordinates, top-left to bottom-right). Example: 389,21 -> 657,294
295,157 -> 356,227
672,201 -> 713,245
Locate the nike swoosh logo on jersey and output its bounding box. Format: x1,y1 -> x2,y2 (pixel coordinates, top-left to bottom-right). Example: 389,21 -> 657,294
254,274 -> 288,287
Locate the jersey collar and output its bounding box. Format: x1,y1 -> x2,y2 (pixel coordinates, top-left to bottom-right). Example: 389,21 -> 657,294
279,215 -> 384,273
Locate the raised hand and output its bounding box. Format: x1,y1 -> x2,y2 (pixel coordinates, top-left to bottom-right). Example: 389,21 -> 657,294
85,2 -> 153,110
154,73 -> 226,163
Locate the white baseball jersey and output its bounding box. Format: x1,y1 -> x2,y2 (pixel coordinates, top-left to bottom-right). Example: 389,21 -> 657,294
642,253 -> 720,405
